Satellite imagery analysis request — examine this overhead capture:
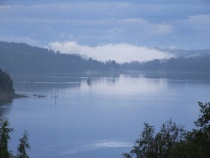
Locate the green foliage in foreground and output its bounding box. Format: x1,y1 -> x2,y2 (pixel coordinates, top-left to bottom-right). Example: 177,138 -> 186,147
0,118 -> 30,158
123,102 -> 210,158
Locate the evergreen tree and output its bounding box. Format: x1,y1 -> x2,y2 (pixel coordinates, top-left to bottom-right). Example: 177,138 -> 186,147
0,118 -> 13,158
0,118 -> 30,158
16,131 -> 30,158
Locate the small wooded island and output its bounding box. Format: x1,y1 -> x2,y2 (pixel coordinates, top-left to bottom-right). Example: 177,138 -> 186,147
0,69 -> 23,103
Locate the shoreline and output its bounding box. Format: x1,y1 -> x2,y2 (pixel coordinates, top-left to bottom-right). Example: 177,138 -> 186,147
0,93 -> 26,104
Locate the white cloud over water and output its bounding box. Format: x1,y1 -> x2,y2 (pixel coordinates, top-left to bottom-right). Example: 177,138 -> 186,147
48,41 -> 173,63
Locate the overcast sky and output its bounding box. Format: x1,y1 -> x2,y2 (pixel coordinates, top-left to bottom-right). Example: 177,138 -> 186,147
0,0 -> 210,62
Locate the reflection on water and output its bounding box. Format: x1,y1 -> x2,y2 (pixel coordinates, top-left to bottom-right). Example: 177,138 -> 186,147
143,72 -> 210,83
1,73 -> 210,158
0,103 -> 12,118
12,74 -> 122,100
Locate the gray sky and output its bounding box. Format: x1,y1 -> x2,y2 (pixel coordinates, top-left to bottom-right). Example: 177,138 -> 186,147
1,0 -> 210,62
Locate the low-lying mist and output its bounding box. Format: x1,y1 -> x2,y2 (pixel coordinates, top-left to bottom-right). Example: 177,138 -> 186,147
48,41 -> 174,63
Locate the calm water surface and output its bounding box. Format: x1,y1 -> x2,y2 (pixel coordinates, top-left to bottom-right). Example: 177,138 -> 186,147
1,73 -> 210,158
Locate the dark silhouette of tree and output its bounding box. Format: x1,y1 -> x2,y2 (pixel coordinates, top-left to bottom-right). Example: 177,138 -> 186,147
170,102 -> 210,158
0,118 -> 30,158
16,131 -> 30,158
0,118 -> 13,158
123,102 -> 210,158
122,120 -> 186,158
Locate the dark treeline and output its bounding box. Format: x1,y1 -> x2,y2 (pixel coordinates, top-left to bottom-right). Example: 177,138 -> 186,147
0,41 -> 120,75
1,41 -> 210,75
121,54 -> 210,72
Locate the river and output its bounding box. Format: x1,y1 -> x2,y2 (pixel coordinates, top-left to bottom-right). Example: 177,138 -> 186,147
1,72 -> 210,158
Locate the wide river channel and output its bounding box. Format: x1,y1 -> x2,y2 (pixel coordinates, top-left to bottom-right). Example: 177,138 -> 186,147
1,72 -> 210,158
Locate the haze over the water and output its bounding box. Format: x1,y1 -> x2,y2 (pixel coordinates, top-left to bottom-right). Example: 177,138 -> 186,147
0,0 -> 210,62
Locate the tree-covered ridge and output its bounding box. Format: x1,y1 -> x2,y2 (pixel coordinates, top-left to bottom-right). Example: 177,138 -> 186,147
0,69 -> 15,103
0,41 -> 120,75
121,54 -> 210,72
1,41 -> 210,74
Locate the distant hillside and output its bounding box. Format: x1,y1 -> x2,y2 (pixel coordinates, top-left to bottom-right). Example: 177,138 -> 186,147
2,41 -> 210,75
121,53 -> 210,72
156,48 -> 210,58
0,41 -> 120,75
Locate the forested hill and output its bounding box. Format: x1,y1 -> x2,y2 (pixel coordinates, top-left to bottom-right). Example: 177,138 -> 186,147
0,69 -> 14,103
121,53 -> 210,72
1,41 -> 210,74
0,41 -> 120,75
